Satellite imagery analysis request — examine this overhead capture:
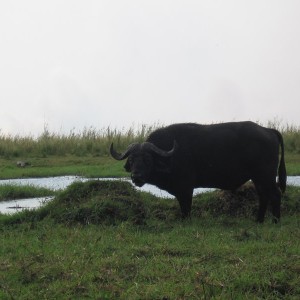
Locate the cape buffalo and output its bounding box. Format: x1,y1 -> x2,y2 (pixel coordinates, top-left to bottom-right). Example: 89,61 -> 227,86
110,122 -> 286,223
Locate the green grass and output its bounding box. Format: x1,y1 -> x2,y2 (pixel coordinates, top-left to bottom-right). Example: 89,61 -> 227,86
0,156 -> 127,179
1,181 -> 299,299
1,218 -> 299,299
0,185 -> 55,202
285,153 -> 300,175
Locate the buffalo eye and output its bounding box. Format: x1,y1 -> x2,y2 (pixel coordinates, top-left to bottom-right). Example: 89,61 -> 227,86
143,154 -> 153,167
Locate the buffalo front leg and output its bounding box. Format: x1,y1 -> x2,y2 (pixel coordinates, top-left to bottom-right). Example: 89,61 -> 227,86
176,188 -> 193,219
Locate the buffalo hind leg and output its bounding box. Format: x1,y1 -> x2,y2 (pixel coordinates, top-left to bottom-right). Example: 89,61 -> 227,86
254,181 -> 281,223
270,186 -> 281,223
176,188 -> 193,219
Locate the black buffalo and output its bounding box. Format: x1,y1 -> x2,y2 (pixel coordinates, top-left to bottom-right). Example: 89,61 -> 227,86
110,122 -> 286,223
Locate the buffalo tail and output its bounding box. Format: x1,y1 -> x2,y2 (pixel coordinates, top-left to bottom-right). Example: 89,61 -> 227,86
274,130 -> 287,193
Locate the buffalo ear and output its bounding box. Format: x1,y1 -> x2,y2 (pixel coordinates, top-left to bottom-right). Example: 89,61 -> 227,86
155,160 -> 171,174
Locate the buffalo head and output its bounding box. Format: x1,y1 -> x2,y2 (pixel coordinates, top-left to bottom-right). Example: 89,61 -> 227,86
110,141 -> 177,187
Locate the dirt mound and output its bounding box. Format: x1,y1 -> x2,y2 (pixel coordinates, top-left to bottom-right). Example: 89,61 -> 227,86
195,182 -> 300,218
193,183 -> 259,218
215,183 -> 259,217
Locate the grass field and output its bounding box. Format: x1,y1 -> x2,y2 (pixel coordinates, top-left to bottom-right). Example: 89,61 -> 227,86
1,216 -> 299,299
0,181 -> 300,299
0,123 -> 300,299
0,156 -> 126,179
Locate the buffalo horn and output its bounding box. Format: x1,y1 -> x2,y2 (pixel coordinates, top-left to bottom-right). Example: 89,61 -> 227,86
109,143 -> 138,160
142,141 -> 177,157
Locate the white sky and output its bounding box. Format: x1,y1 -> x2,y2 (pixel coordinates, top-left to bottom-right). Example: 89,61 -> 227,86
1,0 -> 300,135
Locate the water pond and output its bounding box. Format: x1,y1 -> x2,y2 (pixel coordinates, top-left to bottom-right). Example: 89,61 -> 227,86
0,176 -> 299,214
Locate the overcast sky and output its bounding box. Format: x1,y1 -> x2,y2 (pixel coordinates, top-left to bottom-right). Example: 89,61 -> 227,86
1,0 -> 300,135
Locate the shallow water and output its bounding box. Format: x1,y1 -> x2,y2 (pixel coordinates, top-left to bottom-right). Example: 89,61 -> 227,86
0,176 -> 87,191
0,197 -> 54,214
0,176 -> 299,214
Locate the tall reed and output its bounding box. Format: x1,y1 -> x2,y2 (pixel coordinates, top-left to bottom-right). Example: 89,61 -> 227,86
0,124 -> 161,158
0,121 -> 299,158
266,119 -> 300,153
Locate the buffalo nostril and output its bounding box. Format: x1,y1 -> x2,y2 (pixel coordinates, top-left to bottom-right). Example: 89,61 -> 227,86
131,173 -> 145,187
